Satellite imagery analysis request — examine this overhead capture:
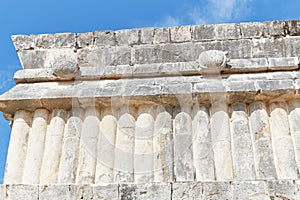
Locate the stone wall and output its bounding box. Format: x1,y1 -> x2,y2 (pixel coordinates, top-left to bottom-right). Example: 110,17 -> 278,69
1,20 -> 300,199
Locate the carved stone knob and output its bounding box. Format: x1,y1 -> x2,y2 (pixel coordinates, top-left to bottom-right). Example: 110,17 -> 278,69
51,55 -> 79,79
198,50 -> 230,71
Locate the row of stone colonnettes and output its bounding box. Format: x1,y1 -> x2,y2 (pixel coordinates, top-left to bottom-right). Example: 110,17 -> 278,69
4,100 -> 300,184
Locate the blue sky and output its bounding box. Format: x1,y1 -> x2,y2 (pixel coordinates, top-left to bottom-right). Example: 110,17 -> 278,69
0,0 -> 299,184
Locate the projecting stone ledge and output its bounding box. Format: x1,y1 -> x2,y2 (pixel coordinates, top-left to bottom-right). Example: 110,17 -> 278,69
1,181 -> 300,199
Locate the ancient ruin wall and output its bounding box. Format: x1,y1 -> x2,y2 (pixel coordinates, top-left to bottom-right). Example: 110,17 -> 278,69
0,20 -> 300,199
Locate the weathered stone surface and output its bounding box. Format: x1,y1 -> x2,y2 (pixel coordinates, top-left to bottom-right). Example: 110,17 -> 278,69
0,185 -> 5,200
40,109 -> 67,184
173,108 -> 194,182
268,57 -> 299,71
198,50 -> 229,71
226,58 -> 268,72
284,36 -> 300,57
7,185 -> 38,200
192,24 -> 216,41
11,35 -> 35,51
252,38 -> 285,58
240,22 -> 268,38
93,184 -> 118,200
153,28 -> 170,44
288,20 -> 300,36
249,102 -> 276,180
17,50 -> 46,69
71,184 -> 93,200
34,34 -> 55,48
116,29 -> 139,45
202,182 -> 232,199
230,103 -> 256,180
172,182 -> 202,200
210,103 -> 233,180
170,26 -> 191,43
232,181 -> 268,200
76,32 -> 93,48
58,108 -> 84,183
77,107 -> 100,184
39,185 -> 72,200
22,109 -> 49,184
192,105 -> 215,181
120,183 -> 171,200
266,20 -> 289,36
54,33 -> 76,48
4,110 -> 31,184
94,30 -> 116,46
215,23 -> 240,40
267,180 -> 296,199
269,102 -> 298,179
140,28 -> 154,44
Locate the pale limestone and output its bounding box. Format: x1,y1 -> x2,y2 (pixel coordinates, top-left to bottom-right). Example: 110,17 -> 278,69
92,184 -> 118,200
40,109 -> 67,184
0,185 -> 5,200
39,185 -> 72,200
22,109 -> 49,184
210,103 -> 233,180
76,107 -> 100,184
153,106 -> 173,182
230,103 -> 256,180
192,105 -> 215,181
269,102 -> 298,179
134,105 -> 154,182
7,185 -> 38,200
267,180 -> 296,200
58,108 -> 84,183
232,181 -> 268,200
4,110 -> 31,184
288,100 -> 300,171
170,26 -> 191,42
172,182 -> 202,200
72,184 -> 93,200
249,102 -> 276,179
95,110 -> 117,184
202,182 -> 233,199
173,107 -> 194,182
114,106 -> 135,183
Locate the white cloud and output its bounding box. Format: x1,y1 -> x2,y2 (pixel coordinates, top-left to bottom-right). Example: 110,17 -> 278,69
156,0 -> 253,26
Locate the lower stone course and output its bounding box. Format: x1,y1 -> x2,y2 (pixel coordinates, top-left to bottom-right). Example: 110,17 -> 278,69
0,181 -> 299,199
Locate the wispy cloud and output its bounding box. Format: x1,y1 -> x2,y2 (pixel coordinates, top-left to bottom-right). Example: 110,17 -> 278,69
157,0 -> 253,27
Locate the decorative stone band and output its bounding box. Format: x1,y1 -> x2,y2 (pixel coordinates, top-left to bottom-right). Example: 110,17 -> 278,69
1,180 -> 300,199
4,101 -> 300,185
13,57 -> 300,83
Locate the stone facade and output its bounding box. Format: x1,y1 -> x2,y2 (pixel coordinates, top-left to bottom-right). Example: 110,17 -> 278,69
1,20 -> 300,199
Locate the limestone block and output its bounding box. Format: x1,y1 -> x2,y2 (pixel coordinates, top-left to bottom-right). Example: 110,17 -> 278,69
115,29 -> 139,45
232,181 -> 268,200
12,35 -> 35,51
95,110 -> 117,183
202,182 -> 232,200
39,185 -> 72,200
120,183 -> 171,200
192,24 -> 216,41
268,57 -> 299,71
210,103 -> 233,180
265,20 -> 288,36
267,180 -> 296,200
4,110 -> 31,184
44,49 -> 78,78
94,30 -> 116,46
220,39 -> 252,59
240,22 -> 268,38
54,33 -> 76,48
92,184 -> 118,200
76,32 -> 93,48
153,106 -> 173,182
288,20 -> 300,36
0,185 -> 5,200
153,28 -> 170,44
172,182 -> 202,200
77,107 -> 100,184
114,106 -> 135,183
140,28 -> 154,44
173,107 -> 194,182
7,185 -> 38,200
255,80 -> 294,91
295,180 -> 300,199
269,102 -> 298,179
284,36 -> 300,57
192,105 -> 215,181
34,34 -> 55,49
288,100 -> 300,171
230,103 -> 256,180
215,23 -> 241,40
17,50 -> 46,69
249,102 -> 276,179
22,109 -> 49,184
252,38 -> 285,58
77,46 -> 131,67
226,58 -> 268,73
134,106 -> 154,182
40,109 -> 67,184
58,108 -> 84,183
170,26 -> 191,42
71,185 -> 93,200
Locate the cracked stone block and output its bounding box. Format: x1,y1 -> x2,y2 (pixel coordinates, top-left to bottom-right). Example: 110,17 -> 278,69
17,50 -> 46,69
265,20 -> 288,36
54,33 -> 76,48
288,20 -> 300,36
0,185 -> 5,200
215,23 -> 241,40
12,35 -> 35,51
71,185 -> 93,200
94,30 -> 116,46
267,180 -> 296,200
192,24 -> 216,41
34,34 -> 55,49
116,29 -> 139,45
7,185 -> 38,200
172,182 -> 202,200
170,26 -> 191,42
240,22 -> 268,38
233,181 -> 268,200
39,185 -> 72,200
154,28 -> 170,44
268,57 -> 299,71
252,38 -> 285,58
140,28 -> 154,44
202,182 -> 232,200
93,184 -> 118,200
284,36 -> 300,57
